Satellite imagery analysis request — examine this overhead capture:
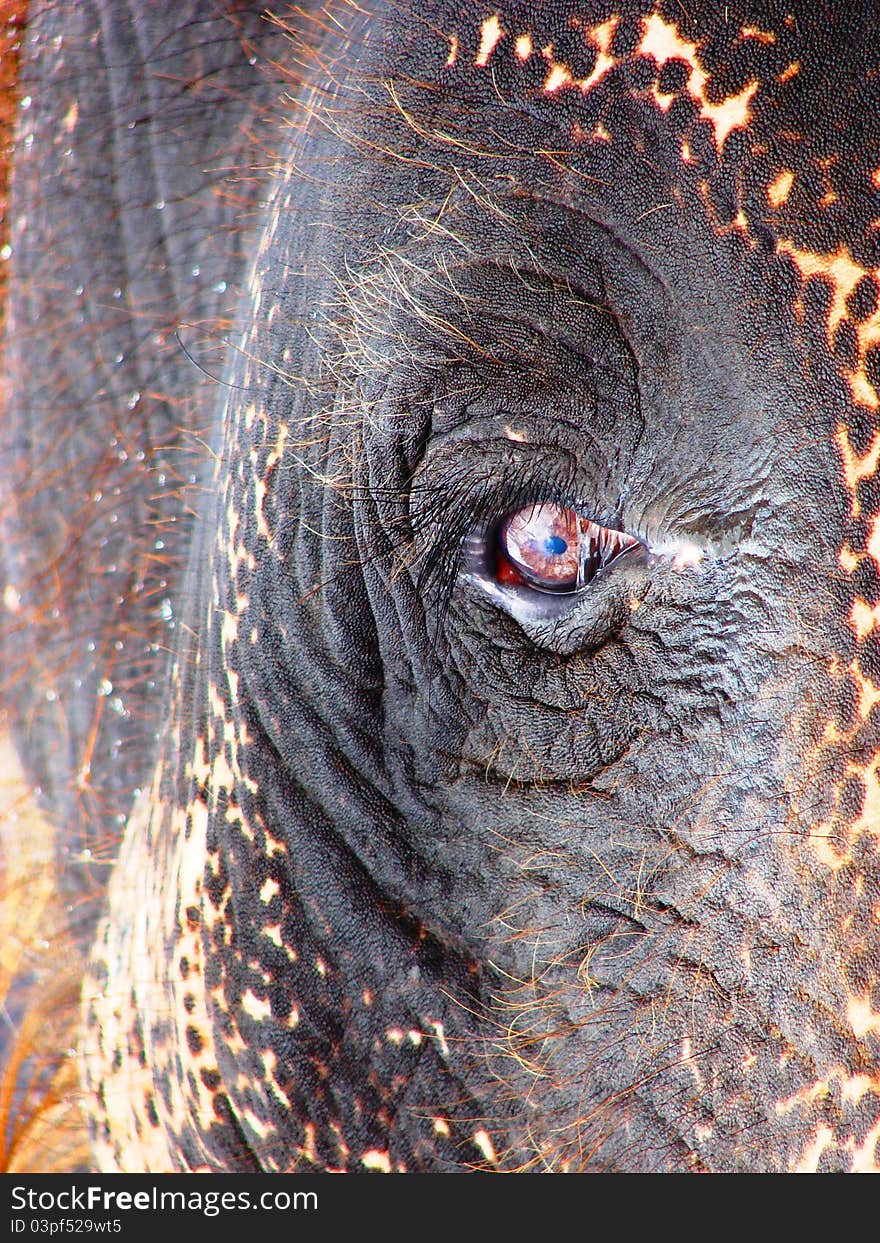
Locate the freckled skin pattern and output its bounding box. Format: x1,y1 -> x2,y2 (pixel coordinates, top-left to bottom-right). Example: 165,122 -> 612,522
3,0 -> 880,1173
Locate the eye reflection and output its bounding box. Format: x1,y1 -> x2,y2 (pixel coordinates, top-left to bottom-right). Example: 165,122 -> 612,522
498,502 -> 639,593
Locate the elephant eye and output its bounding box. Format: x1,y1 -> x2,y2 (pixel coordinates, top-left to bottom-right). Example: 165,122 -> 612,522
496,502 -> 639,593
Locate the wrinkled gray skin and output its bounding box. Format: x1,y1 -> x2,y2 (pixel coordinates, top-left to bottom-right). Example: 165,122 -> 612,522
4,0 -> 880,1172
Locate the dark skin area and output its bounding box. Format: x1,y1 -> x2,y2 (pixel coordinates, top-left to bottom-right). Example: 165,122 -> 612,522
4,1 -> 880,1171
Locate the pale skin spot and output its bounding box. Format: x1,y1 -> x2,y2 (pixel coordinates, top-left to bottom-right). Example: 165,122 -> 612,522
254,474 -> 273,544
809,820 -> 850,872
259,877 -> 280,904
846,992 -> 880,1039
767,168 -> 794,208
299,1122 -> 318,1166
445,34 -> 458,68
61,100 -> 78,132
850,598 -> 880,641
514,33 -> 532,60
837,1071 -> 880,1106
241,990 -> 272,1023
591,16 -> 618,55
847,1120 -> 880,1172
638,13 -> 759,149
852,660 -> 880,720
782,245 -> 880,411
433,1116 -> 451,1137
835,424 -> 880,517
775,1079 -> 829,1116
680,1037 -> 704,1091
700,80 -> 760,149
361,1149 -> 392,1172
542,36 -> 617,97
207,734 -> 238,803
741,25 -> 777,44
220,609 -> 239,650
472,1129 -> 498,1164
543,60 -> 570,93
429,1020 -> 450,1058
2,584 -> 21,612
475,15 -> 503,68
781,1069 -> 880,1170
240,1107 -> 275,1144
791,1124 -> 836,1172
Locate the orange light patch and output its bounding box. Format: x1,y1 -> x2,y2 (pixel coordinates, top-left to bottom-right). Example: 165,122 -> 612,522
515,33 -> 532,60
767,168 -> 794,208
779,60 -> 801,83
638,13 -> 759,149
446,34 -> 459,68
475,15 -> 503,67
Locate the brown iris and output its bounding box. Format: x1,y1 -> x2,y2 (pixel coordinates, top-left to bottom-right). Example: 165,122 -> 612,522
499,502 -> 638,592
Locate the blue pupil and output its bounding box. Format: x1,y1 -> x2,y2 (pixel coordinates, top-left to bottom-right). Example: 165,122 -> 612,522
544,535 -> 568,556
